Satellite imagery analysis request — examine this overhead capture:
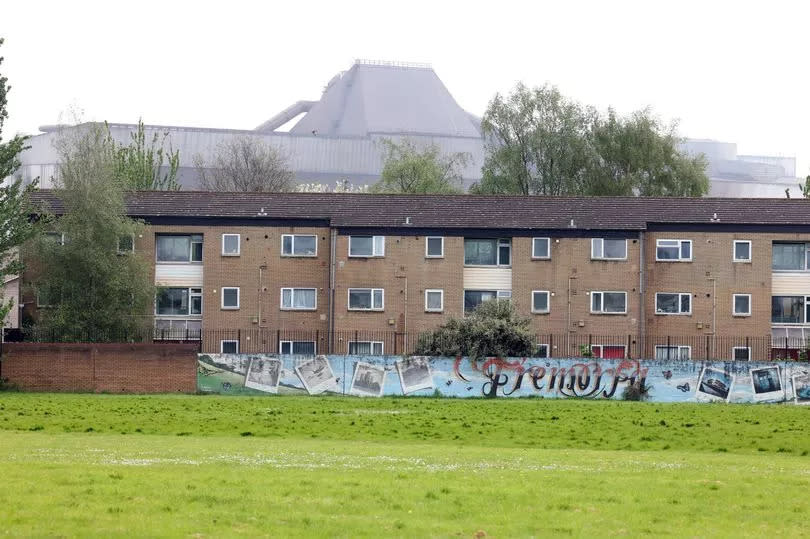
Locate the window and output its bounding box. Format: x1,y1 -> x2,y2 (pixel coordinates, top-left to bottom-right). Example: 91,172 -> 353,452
282,234 -> 317,257
733,240 -> 751,263
220,340 -> 239,354
348,341 -> 384,355
156,234 -> 202,263
772,243 -> 807,271
464,238 -> 511,266
591,238 -> 627,260
656,239 -> 692,261
348,288 -> 384,310
117,235 -> 134,254
464,290 -> 511,314
279,341 -> 316,355
425,237 -> 444,258
733,347 -> 751,361
425,289 -> 443,312
221,234 -> 240,256
772,296 -> 805,324
531,291 -> 550,313
535,344 -> 550,358
590,291 -> 627,314
280,288 -> 317,310
654,345 -> 691,360
349,236 -> 384,257
733,294 -> 751,316
156,288 -> 202,316
655,293 -> 691,315
590,345 -> 626,359
532,238 -> 550,259
221,287 -> 240,310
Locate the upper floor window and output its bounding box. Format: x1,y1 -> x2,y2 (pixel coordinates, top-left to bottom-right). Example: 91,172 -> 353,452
733,240 -> 751,263
117,235 -> 134,254
221,287 -> 240,310
464,238 -> 510,266
591,238 -> 626,260
348,288 -> 384,311
425,237 -> 444,258
773,243 -> 808,271
280,288 -> 317,310
156,287 -> 202,316
532,238 -> 550,259
349,236 -> 384,257
771,295 -> 807,324
221,234 -> 240,256
656,239 -> 692,262
282,234 -> 317,257
733,294 -> 751,317
655,292 -> 691,315
156,234 -> 202,263
590,291 -> 627,314
425,289 -> 444,312
531,291 -> 550,313
464,290 -> 510,314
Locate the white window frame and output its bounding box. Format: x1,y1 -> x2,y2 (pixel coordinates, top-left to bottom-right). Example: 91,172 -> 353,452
348,235 -> 385,258
348,288 -> 384,311
654,345 -> 691,360
280,287 -> 317,311
463,238 -> 512,267
425,237 -> 444,258
279,340 -> 317,355
117,234 -> 135,255
221,287 -> 240,310
590,291 -> 628,314
655,239 -> 692,262
536,343 -> 550,358
590,344 -> 627,359
155,287 -> 202,317
591,238 -> 627,261
532,237 -> 551,259
281,234 -> 318,257
155,234 -> 203,263
531,290 -> 550,314
221,234 -> 240,256
733,240 -> 752,263
733,293 -> 752,317
655,292 -> 692,315
220,340 -> 239,354
732,346 -> 752,361
424,289 -> 444,312
348,341 -> 384,355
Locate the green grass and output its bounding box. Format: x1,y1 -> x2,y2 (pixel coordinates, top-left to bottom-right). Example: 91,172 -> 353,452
1,395 -> 809,537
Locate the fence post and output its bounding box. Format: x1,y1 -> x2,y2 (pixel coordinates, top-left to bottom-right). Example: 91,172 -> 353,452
627,334 -> 632,359
549,334 -> 553,358
706,335 -> 710,361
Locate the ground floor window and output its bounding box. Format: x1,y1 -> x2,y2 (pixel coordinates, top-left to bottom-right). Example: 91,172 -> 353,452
654,345 -> 690,360
220,340 -> 239,354
590,345 -> 626,359
279,341 -> 316,355
348,341 -> 384,355
732,346 -> 751,361
536,343 -> 550,358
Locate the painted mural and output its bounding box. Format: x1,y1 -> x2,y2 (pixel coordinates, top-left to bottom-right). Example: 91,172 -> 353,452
197,354 -> 810,403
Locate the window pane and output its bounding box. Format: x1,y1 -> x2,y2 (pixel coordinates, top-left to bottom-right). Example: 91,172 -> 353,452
222,235 -> 239,254
191,296 -> 202,315
604,240 -> 625,259
372,342 -> 383,355
734,348 -> 750,361
533,292 -> 548,312
656,293 -> 678,313
464,239 -> 496,265
282,235 -> 293,255
680,294 -> 691,313
427,237 -> 443,257
349,289 -> 371,309
349,342 -> 371,355
156,288 -> 188,315
293,342 -> 316,355
282,289 -> 292,308
280,342 -> 291,354
426,291 -> 442,310
464,290 -> 495,313
498,244 -> 510,265
772,296 -> 803,323
773,243 -> 805,270
221,341 -> 238,354
655,347 -> 674,360
657,242 -> 679,260
734,295 -> 750,315
591,239 -> 603,258
295,235 -> 317,255
191,242 -> 203,262
223,288 -> 238,308
373,236 -> 385,256
372,289 -> 383,309
533,238 -> 549,258
294,289 -> 316,309
157,236 -> 190,262
350,236 -> 373,256
680,242 -> 691,259
591,293 -> 602,312
603,292 -> 625,313
735,242 -> 750,260
536,345 -> 549,358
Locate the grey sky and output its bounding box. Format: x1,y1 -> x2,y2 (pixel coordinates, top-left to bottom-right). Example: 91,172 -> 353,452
3,0 -> 808,176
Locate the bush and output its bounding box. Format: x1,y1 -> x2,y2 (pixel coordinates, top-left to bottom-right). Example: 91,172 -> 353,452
622,379 -> 652,401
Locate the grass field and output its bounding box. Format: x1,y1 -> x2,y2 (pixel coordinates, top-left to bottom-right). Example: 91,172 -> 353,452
1,395 -> 809,537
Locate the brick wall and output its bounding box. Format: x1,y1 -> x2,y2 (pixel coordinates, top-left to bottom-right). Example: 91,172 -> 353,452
1,342 -> 198,393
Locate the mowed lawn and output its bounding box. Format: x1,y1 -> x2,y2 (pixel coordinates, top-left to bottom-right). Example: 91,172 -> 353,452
1,395 -> 809,537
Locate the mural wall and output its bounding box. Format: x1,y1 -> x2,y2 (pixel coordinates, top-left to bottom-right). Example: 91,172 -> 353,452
197,354 -> 810,404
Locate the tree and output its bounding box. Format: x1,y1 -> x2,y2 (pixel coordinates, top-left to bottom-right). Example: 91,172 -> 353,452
0,37 -> 39,326
414,300 -> 534,360
104,119 -> 180,190
28,124 -> 153,339
195,136 -> 295,192
371,139 -> 468,194
799,175 -> 810,198
472,83 -> 709,197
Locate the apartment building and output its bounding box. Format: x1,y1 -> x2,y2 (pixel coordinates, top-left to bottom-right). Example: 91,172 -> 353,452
19,191 -> 810,359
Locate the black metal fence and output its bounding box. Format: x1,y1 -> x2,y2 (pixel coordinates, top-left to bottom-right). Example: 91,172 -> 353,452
5,327 -> 810,362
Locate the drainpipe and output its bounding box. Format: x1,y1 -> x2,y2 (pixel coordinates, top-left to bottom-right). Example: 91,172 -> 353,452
258,264 -> 267,328
567,275 -> 577,356
638,231 -> 645,359
328,228 -> 337,354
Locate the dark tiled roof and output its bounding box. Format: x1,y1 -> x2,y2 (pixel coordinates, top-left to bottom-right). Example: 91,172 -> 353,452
29,190 -> 810,230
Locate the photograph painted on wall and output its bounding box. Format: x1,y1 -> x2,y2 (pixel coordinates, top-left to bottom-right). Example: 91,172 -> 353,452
295,356 -> 336,395
750,366 -> 783,401
792,373 -> 810,405
697,367 -> 734,401
396,357 -> 433,394
244,357 -> 282,393
349,362 -> 386,397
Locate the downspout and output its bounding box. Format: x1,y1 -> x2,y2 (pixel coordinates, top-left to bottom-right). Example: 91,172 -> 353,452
328,228 -> 337,354
638,231 -> 645,359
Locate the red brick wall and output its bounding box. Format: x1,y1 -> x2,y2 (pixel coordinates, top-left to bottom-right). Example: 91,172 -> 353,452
1,343 -> 198,393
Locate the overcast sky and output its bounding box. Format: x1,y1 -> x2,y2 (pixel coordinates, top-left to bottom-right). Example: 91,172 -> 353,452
3,0 -> 808,175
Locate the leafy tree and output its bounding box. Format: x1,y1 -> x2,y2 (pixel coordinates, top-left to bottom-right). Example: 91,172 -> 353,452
799,175 -> 810,198
195,136 -> 294,192
472,83 -> 709,197
104,119 -> 180,190
371,139 -> 468,194
414,300 -> 534,359
0,37 -> 39,326
28,124 -> 153,339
